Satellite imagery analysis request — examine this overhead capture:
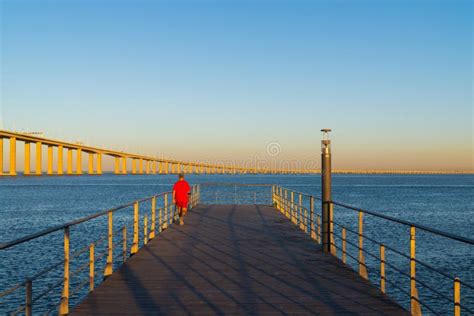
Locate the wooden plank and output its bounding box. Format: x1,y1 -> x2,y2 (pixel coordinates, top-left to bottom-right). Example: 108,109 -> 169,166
72,204 -> 408,315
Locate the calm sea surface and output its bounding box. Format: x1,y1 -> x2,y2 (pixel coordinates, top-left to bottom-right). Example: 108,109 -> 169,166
0,174 -> 473,314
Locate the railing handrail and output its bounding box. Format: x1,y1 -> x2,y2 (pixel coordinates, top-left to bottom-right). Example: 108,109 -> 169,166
199,183 -> 273,187
330,200 -> 474,245
276,185 -> 474,245
0,190 -> 172,251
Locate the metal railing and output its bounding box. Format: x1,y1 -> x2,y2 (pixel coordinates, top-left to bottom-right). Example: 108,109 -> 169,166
271,185 -> 474,315
2,183 -> 472,315
198,183 -> 273,205
0,185 -> 201,315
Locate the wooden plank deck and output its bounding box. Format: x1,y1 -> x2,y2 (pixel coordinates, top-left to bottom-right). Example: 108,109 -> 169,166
72,204 -> 407,315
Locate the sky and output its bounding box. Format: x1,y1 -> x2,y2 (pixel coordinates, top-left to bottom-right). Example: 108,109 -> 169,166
0,0 -> 472,171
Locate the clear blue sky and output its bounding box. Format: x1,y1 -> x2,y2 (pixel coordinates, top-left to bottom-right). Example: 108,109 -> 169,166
0,0 -> 472,170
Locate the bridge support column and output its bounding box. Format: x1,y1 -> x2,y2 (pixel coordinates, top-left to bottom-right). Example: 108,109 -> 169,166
76,149 -> 83,175
321,129 -> 332,254
132,159 -> 136,174
146,161 -> 150,174
139,159 -> 143,174
164,162 -> 169,174
88,153 -> 94,175
114,157 -> 120,174
67,148 -> 73,175
36,142 -> 42,175
47,146 -> 54,175
24,142 -> 31,175
121,157 -> 127,174
9,137 -> 17,176
58,145 -> 64,175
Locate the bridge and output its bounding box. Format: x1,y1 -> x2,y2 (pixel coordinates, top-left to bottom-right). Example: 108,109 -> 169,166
0,130 -> 314,176
0,132 -> 473,315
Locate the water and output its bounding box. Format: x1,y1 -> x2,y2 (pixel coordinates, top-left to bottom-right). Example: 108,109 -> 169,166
0,174 -> 473,314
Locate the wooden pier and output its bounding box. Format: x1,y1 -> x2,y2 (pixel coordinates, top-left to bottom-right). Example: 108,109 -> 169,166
72,204 -> 407,315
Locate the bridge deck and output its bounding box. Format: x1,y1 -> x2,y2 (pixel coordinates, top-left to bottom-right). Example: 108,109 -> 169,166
73,204 -> 407,315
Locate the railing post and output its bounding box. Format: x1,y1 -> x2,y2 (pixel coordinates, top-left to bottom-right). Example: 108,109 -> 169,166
304,205 -> 308,233
321,128 -> 332,254
380,244 -> 385,294
122,226 -> 127,262
163,194 -> 169,229
25,279 -> 32,316
198,184 -> 201,204
410,226 -> 422,315
298,194 -> 304,230
290,191 -> 295,224
358,211 -> 368,279
144,215 -> 148,245
104,211 -> 113,277
89,243 -> 95,292
131,202 -> 139,255
59,227 -> 69,315
310,196 -> 316,240
342,228 -> 346,264
274,186 -> 278,208
454,277 -> 460,316
278,187 -> 283,212
271,185 -> 275,205
150,197 -> 156,239
158,205 -> 163,233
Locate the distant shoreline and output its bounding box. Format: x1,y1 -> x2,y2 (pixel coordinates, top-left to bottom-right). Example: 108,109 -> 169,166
331,170 -> 474,175
0,170 -> 473,176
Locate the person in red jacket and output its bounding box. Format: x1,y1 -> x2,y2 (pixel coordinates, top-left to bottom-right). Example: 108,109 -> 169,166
172,173 -> 191,225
